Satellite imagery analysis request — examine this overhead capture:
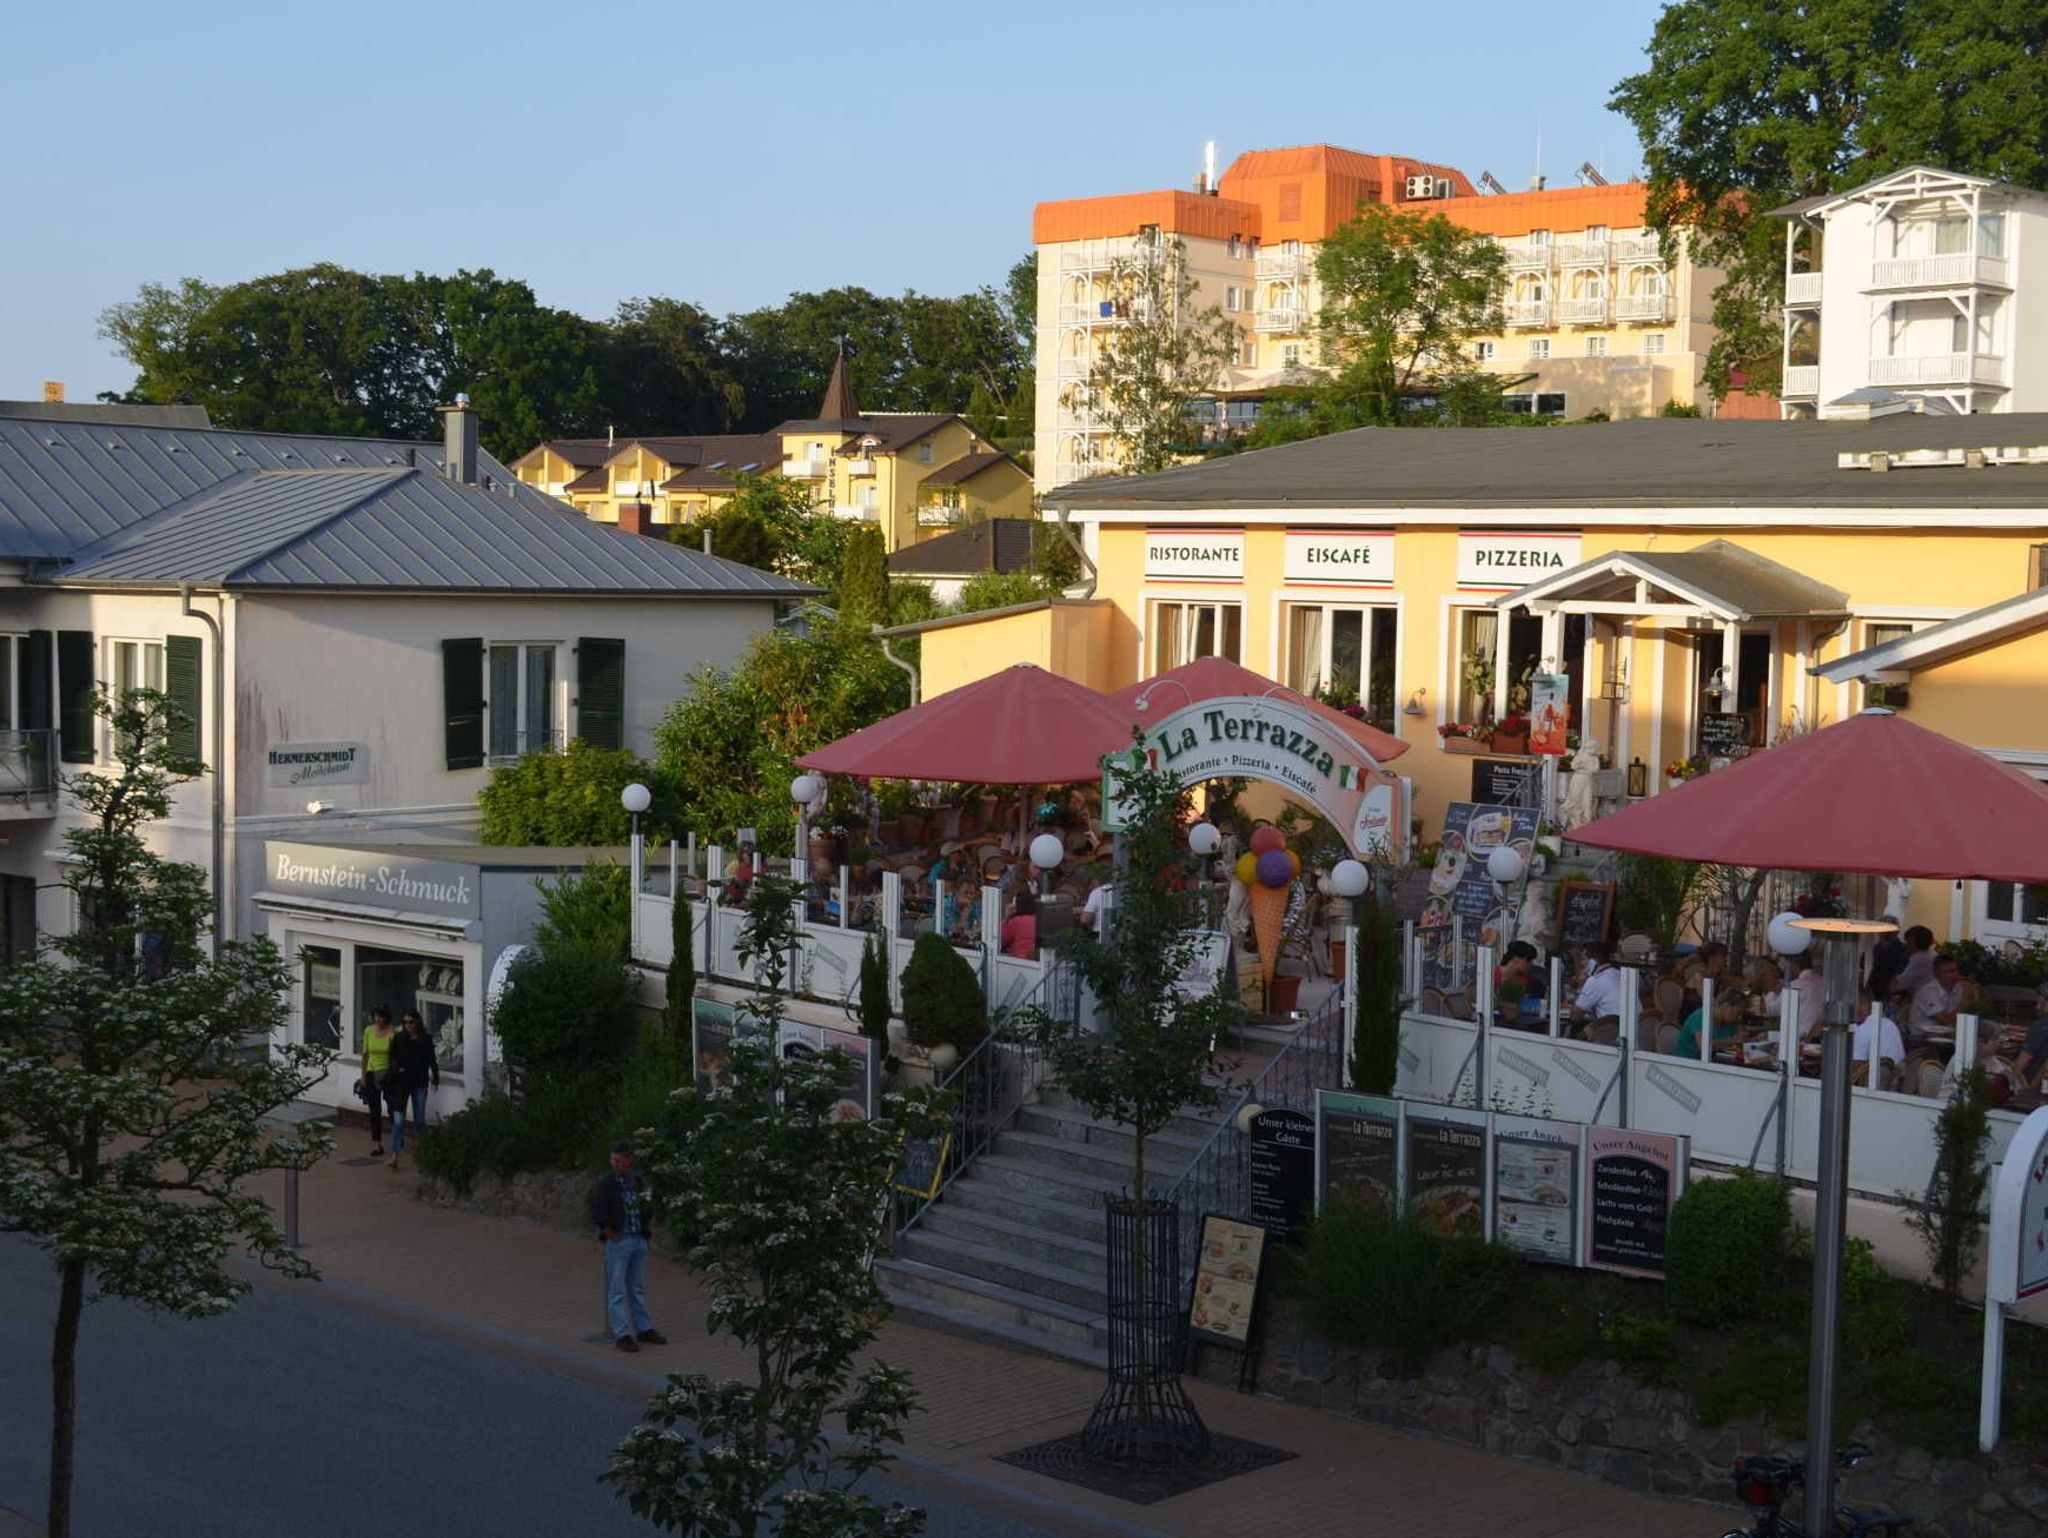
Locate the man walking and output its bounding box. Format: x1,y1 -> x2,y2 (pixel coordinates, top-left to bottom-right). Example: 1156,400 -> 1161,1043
589,1140 -> 665,1353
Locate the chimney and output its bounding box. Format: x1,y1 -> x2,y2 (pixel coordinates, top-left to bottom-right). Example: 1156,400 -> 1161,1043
42,380 -> 64,404
439,393 -> 479,485
617,501 -> 654,537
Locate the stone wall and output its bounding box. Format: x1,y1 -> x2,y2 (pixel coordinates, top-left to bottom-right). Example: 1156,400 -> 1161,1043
1223,1300 -> 2048,1538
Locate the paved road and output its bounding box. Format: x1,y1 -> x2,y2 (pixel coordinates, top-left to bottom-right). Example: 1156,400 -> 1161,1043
0,1237 -> 1136,1538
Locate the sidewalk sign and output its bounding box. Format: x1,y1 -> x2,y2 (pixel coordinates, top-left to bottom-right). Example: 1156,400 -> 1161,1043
1187,1213 -> 1272,1393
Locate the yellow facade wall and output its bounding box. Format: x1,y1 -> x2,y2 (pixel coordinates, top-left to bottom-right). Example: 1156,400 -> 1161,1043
919,602 -> 1122,700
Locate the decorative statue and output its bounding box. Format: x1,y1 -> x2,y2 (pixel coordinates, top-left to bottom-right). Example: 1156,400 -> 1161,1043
1559,737 -> 1603,829
1515,876 -> 1554,955
1883,876 -> 1912,927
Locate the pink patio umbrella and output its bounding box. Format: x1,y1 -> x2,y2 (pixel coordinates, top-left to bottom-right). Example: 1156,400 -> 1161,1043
1103,655 -> 1411,764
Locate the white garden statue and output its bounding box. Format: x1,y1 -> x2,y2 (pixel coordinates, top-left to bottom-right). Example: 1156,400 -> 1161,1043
1559,737 -> 1603,830
1882,876 -> 1913,927
1515,876 -> 1554,954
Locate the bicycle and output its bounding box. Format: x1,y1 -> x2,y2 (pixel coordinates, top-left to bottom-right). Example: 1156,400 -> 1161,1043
1721,1441 -> 1914,1537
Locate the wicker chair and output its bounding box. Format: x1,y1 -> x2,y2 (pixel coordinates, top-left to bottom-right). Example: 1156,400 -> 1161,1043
1656,1022 -> 1681,1056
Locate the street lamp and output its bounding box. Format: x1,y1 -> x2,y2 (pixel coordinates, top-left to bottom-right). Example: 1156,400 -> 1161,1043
1485,843 -> 1528,886
621,782 -> 651,953
1189,821 -> 1221,927
790,773 -> 824,866
1029,831 -> 1065,900
1791,913 -> 1895,1538
1330,859 -> 1370,1072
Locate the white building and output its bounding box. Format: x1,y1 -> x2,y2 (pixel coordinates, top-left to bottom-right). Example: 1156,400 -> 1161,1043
0,400 -> 802,1108
1776,165 -> 2048,419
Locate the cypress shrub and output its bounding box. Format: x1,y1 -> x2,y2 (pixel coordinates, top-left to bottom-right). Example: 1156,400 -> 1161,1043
900,932 -> 985,1053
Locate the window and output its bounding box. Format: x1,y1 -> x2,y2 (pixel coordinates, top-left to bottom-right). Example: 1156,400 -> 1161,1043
1454,608 -> 1543,724
1984,880 -> 2048,934
1473,340 -> 1497,362
1150,601 -> 1242,672
487,643 -> 558,761
1285,604 -> 1400,726
1585,224 -> 1608,241
2030,544 -> 2048,591
1585,335 -> 1608,357
918,442 -> 935,464
1281,343 -> 1302,368
1527,338 -> 1551,360
1643,333 -> 1667,355
1934,216 -> 1969,255
1224,285 -> 1245,312
1980,214 -> 2007,258
1238,334 -> 1259,366
1528,229 -> 1550,249
1863,621 -> 1915,652
1502,392 -> 1568,417
103,639 -> 163,759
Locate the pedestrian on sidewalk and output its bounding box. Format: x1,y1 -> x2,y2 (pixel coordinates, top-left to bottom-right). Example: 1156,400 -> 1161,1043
386,1010 -> 441,1169
356,1006 -> 397,1156
589,1140 -> 665,1353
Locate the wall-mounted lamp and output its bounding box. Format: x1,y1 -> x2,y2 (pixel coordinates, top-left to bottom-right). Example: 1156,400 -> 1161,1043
1704,666 -> 1730,700
1626,757 -> 1648,799
1402,688 -> 1428,717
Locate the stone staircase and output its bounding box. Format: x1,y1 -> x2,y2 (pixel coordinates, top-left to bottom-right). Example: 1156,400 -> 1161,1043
877,1085 -> 1235,1369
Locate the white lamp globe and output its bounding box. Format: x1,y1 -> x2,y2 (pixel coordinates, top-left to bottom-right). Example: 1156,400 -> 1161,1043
1029,832 -> 1066,871
619,782 -> 652,815
1188,821 -> 1222,856
1767,911 -> 1813,956
789,773 -> 824,806
1329,859 -> 1370,898
1485,844 -> 1528,885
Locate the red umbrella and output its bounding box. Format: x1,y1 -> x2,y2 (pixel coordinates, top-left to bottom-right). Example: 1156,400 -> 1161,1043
1103,656 -> 1410,764
1573,709 -> 2048,883
796,663 -> 1134,785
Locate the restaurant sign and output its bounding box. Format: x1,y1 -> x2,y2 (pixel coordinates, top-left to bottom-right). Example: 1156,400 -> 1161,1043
1283,531 -> 1396,588
1108,693 -> 1409,859
263,840 -> 481,921
265,741 -> 371,788
1456,532 -> 1582,591
1144,529 -> 1244,582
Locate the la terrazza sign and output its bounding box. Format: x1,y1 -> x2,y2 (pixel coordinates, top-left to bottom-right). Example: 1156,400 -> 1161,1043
1109,694 -> 1408,859
263,840 -> 482,921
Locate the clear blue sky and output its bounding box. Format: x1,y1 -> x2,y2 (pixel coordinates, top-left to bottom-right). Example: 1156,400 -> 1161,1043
3,0 -> 1663,403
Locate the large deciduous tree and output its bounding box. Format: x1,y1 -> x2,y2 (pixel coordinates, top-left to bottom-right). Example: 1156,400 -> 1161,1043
1611,0 -> 2048,397
0,691 -> 331,1538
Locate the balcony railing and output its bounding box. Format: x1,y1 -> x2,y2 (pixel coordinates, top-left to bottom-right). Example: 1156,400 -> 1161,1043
1051,458 -> 1110,486
832,502 -> 882,521
1255,249 -> 1312,279
1612,234 -> 1663,262
917,503 -> 966,527
1614,292 -> 1672,322
1869,254 -> 2009,291
1781,365 -> 1820,399
1504,244 -> 1550,269
1255,306 -> 1309,333
1553,239 -> 1609,267
0,729 -> 57,812
779,457 -> 830,479
1057,237 -> 1152,274
843,457 -> 875,476
485,727 -> 565,767
1558,296 -> 1610,324
1785,271 -> 1824,305
1056,355 -> 1092,380
1869,353 -> 2007,388
1503,299 -> 1552,327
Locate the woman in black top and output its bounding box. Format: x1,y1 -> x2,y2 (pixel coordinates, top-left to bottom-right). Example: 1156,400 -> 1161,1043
384,1010 -> 441,1170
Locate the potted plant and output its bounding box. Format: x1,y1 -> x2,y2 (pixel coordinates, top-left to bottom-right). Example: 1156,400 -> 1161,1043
1664,755 -> 1707,790
900,932 -> 986,1071
1438,722 -> 1490,756
1489,713 -> 1530,756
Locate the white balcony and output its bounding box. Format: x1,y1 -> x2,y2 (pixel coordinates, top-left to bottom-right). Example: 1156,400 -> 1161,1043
1553,239 -> 1609,267
1785,271 -> 1824,306
1256,306 -> 1309,334
1781,365 -> 1820,399
1058,299 -> 1151,327
1558,296 -> 1610,324
1256,249 -> 1312,279
917,503 -> 966,527
1504,244 -> 1550,269
1614,293 -> 1672,322
832,502 -> 881,521
1611,234 -> 1663,262
0,729 -> 57,818
1869,253 -> 2010,291
1504,300 -> 1552,327
1869,353 -> 2007,389
1052,458 -> 1110,485
1057,237 -> 1146,274
1056,354 -> 1092,380
844,457 -> 875,476
780,457 -> 830,479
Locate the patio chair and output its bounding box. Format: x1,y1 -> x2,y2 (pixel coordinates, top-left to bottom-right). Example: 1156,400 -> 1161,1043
1653,976 -> 1685,1025
1656,1022 -> 1680,1056
1582,1015 -> 1621,1046
1418,986 -> 1449,1018
1443,987 -> 1474,1021
1634,1016 -> 1662,1052
1910,1057 -> 1947,1099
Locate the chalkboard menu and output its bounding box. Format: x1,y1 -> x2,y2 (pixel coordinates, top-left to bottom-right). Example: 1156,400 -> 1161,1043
1188,1214 -> 1270,1351
1404,1107 -> 1488,1238
1698,712 -> 1752,759
1471,757 -> 1541,807
1492,1116 -> 1581,1266
1554,880 -> 1616,947
893,1134 -> 951,1200
1582,1127 -> 1688,1278
1247,1108 -> 1316,1244
1317,1091 -> 1401,1214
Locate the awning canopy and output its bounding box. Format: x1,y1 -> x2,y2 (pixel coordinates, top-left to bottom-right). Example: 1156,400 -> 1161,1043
1498,538 -> 1850,622
1103,655 -> 1409,764
1573,709 -> 2048,884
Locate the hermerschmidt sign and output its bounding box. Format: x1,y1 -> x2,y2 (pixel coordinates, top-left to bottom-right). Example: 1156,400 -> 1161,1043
263,841 -> 482,921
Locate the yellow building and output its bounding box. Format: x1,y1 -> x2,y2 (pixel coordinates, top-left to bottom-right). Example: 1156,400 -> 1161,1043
1033,145 -> 1729,491
921,415 -> 2048,942
512,357 -> 1034,552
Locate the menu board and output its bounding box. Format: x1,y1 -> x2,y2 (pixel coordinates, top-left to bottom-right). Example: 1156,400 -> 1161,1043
1582,1127 -> 1688,1278
1404,1107 -> 1488,1238
1470,758 -> 1541,807
1248,1108 -> 1316,1244
1492,1115 -> 1581,1266
893,1134 -> 951,1200
1423,802 -> 1539,988
1189,1214 -> 1270,1350
1317,1091 -> 1401,1214
1698,712 -> 1752,759
1554,880 -> 1616,948
692,996 -> 740,1090
777,1021 -> 879,1121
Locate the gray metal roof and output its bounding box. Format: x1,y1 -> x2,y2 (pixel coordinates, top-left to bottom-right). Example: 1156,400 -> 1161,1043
0,400 -> 213,429
49,466 -> 805,595
1042,415 -> 2048,512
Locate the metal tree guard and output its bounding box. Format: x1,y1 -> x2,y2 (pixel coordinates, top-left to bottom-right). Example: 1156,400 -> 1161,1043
1083,1196 -> 1212,1466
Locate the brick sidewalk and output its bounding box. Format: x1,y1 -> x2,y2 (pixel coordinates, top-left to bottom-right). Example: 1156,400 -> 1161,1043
248,1148 -> 1728,1538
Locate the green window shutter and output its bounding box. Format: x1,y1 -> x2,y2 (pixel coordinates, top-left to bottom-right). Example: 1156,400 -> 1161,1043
575,637 -> 625,750
165,635 -> 203,763
21,630 -> 53,732
57,631 -> 95,763
443,638 -> 484,770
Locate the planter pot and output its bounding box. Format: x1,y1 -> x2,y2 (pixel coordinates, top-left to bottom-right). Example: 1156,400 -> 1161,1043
1489,733 -> 1529,756
898,813 -> 925,844
875,819 -> 902,846
927,1042 -> 960,1072
1267,974 -> 1303,1014
1441,736 -> 1488,755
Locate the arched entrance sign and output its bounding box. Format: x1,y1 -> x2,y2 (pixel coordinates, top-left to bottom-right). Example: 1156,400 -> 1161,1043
1104,694 -> 1410,860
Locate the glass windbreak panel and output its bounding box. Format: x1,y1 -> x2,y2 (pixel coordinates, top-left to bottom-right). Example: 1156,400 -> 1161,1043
357,945 -> 465,1072
1329,609 -> 1364,700
489,645 -> 520,758
302,945 -> 343,1052
524,646 -> 554,750
1368,608 -> 1399,726
1286,607 -> 1323,694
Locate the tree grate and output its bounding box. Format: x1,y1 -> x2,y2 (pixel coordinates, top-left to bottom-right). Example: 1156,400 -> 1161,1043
995,1430 -> 1295,1506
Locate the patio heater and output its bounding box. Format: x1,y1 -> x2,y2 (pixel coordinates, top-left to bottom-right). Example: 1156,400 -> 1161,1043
1791,913 -> 1894,1538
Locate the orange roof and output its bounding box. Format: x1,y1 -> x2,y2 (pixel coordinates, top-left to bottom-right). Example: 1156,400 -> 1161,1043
1436,182 -> 1649,238
1032,189 -> 1261,245
1217,145 -> 1478,241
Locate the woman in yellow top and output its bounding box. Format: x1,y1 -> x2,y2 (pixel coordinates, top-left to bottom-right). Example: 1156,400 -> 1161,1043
357,1007 -> 397,1156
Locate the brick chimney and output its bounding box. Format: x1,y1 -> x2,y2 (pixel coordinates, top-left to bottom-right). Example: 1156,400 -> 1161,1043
617,501 -> 654,537
438,393 -> 479,485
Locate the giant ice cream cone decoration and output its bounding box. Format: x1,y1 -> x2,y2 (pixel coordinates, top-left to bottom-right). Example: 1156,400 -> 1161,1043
1249,883 -> 1289,986
1236,826 -> 1302,987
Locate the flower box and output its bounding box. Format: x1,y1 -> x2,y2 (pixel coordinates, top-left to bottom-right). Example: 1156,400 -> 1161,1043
1489,731 -> 1530,756
1441,736 -> 1489,755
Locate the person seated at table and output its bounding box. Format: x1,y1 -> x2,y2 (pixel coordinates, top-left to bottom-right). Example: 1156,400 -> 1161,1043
927,841 -> 971,896
1947,1028 -> 2025,1105
1495,941 -> 1540,1014
1001,889 -> 1039,959
1891,926 -> 1938,1003
1906,954 -> 1973,1046
1679,941 -> 1730,1017
2011,981 -> 2048,1089
1675,988 -> 1748,1060
1746,957 -> 1782,1001
942,875 -> 980,946
1567,942 -> 1625,1037
1852,994 -> 1908,1078
1866,930 -> 1910,1004
1079,875 -> 1111,933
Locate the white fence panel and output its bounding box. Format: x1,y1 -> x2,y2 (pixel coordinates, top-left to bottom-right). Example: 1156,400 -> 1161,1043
988,954 -> 1048,1018
795,922 -> 869,1013
1629,1055 -> 1785,1171
1487,1031 -> 1619,1125
1396,1011 -> 1477,1103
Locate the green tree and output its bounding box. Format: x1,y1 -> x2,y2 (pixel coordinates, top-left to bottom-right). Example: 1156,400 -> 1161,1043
1003,251 -> 1039,355
857,932 -> 892,1046
954,570 -> 1045,614
1075,236 -> 1239,476
1032,522 -> 1084,593
1314,204 -> 1507,426
1348,894 -> 1403,1094
533,862 -> 633,960
0,690 -> 331,1538
1611,0 -> 2048,397
602,296 -> 746,435
488,942 -> 639,1086
668,885 -> 698,1039
1908,1066 -> 1993,1301
837,524 -> 890,625
479,740 -> 664,847
605,877 -> 939,1538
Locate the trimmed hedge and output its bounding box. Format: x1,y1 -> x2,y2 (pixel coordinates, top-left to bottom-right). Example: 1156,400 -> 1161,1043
1303,1201 -> 1521,1367
1664,1172 -> 1792,1325
900,932 -> 985,1053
